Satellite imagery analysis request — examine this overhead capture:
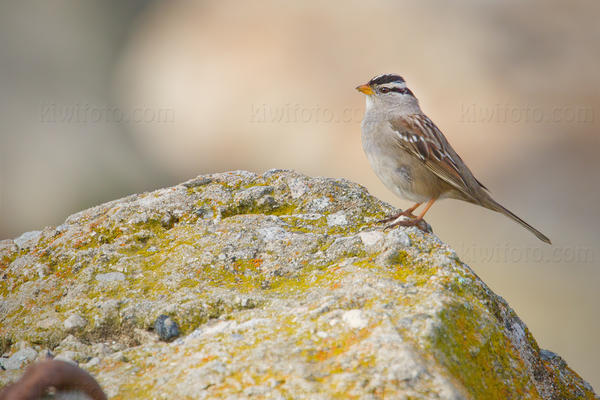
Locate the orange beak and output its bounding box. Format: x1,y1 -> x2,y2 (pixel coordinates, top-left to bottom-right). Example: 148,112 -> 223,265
356,84 -> 374,95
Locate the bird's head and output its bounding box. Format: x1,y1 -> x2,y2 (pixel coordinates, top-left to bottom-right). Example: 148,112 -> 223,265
356,74 -> 419,113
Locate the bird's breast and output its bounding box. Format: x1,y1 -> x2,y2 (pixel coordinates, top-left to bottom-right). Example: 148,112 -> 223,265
360,119 -> 444,202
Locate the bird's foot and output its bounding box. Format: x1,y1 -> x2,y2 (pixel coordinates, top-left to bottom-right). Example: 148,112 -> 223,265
382,215 -> 431,233
378,209 -> 417,224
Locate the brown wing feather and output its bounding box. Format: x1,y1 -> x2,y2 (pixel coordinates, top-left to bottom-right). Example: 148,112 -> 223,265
388,115 -> 484,197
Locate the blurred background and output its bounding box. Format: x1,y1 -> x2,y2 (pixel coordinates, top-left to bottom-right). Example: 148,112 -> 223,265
1,0 -> 598,389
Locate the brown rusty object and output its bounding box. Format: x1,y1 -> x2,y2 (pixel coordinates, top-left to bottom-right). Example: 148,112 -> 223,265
0,359 -> 106,400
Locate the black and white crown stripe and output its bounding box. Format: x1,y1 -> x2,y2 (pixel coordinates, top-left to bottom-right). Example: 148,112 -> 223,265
368,74 -> 412,95
368,74 -> 405,85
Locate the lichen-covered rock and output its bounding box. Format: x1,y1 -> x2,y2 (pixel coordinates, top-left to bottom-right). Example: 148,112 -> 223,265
0,169 -> 596,399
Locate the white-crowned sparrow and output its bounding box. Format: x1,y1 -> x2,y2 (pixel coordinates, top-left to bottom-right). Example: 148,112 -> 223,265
357,74 -> 551,244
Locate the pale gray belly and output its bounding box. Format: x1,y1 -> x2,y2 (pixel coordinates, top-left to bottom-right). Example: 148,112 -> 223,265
361,121 -> 443,202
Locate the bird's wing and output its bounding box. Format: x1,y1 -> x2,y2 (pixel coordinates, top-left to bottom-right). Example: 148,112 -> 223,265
388,114 -> 486,196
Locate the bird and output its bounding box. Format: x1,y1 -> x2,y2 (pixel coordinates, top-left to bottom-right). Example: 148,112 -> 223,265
356,73 -> 551,244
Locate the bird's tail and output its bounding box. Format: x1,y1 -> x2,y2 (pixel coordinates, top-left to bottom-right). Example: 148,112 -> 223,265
480,196 -> 551,244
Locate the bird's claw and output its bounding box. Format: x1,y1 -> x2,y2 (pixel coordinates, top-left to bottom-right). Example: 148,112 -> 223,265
379,213 -> 432,233
377,210 -> 417,224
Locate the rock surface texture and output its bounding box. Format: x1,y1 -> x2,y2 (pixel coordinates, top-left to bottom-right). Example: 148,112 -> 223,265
0,170 -> 596,399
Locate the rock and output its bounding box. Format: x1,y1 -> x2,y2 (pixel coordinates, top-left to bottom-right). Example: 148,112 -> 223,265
154,315 -> 180,342
34,263 -> 50,278
90,343 -> 113,358
36,316 -> 61,330
54,351 -> 85,365
1,347 -> 37,370
0,239 -> 17,253
35,349 -> 54,361
13,230 -> 42,249
85,357 -> 101,368
95,272 -> 125,282
342,309 -> 368,329
326,211 -> 348,226
358,230 -> 384,247
64,314 -> 88,331
385,229 -> 411,248
286,177 -> 308,199
56,335 -> 89,354
13,341 -> 31,351
0,170 -> 596,399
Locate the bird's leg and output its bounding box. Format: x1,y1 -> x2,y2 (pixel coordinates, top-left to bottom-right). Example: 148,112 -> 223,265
385,198 -> 437,231
378,202 -> 422,224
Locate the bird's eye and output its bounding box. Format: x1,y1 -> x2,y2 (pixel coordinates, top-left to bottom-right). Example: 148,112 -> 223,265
379,87 -> 390,93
